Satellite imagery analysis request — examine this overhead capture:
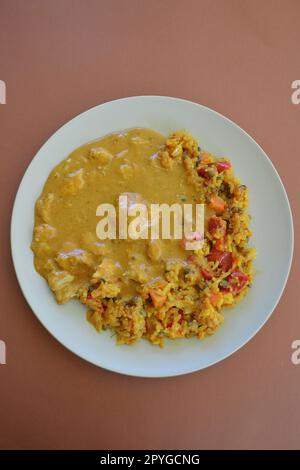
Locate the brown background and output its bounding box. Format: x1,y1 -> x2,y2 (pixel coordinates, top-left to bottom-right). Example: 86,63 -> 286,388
0,0 -> 299,450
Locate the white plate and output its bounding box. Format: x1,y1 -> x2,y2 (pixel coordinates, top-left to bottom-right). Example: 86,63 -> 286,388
11,96 -> 294,377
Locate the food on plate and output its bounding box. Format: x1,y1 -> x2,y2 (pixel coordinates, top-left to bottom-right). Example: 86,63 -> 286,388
31,128 -> 255,346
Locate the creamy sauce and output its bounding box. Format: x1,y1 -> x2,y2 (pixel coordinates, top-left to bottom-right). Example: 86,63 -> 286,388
32,128 -> 201,302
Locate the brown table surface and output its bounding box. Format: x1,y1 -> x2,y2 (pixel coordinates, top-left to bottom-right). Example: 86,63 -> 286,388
0,0 -> 299,450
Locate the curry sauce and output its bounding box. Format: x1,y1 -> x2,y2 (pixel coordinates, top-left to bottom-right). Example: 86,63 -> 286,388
32,128 -> 199,302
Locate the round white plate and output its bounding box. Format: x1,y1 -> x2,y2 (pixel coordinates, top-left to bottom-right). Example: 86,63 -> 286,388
11,96 -> 294,377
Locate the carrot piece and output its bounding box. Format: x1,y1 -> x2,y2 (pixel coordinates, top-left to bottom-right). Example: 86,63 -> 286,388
201,152 -> 213,164
149,289 -> 167,308
209,195 -> 226,214
209,292 -> 221,307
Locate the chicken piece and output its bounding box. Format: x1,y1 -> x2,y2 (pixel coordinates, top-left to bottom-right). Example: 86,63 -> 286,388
61,168 -> 85,195
55,248 -> 95,275
33,223 -> 57,242
89,147 -> 113,165
35,193 -> 54,223
31,241 -> 53,257
147,240 -> 162,261
91,258 -> 121,284
47,270 -> 77,303
119,163 -> 134,179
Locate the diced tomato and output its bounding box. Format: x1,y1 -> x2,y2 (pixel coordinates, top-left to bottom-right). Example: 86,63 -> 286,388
149,289 -> 167,308
209,195 -> 226,214
216,161 -> 231,173
227,271 -> 249,293
218,252 -> 233,272
208,216 -> 224,232
187,254 -> 196,263
207,216 -> 226,237
201,268 -> 214,280
197,166 -> 210,179
207,248 -> 233,272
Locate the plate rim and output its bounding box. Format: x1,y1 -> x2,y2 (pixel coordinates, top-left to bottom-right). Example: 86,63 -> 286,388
10,95 -> 294,377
